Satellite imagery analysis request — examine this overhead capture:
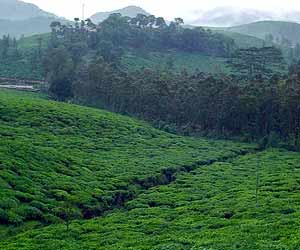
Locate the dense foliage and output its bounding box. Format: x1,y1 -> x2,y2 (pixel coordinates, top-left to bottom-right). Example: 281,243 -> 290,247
0,35 -> 45,79
229,46 -> 286,77
3,148 -> 300,249
0,90 -> 250,228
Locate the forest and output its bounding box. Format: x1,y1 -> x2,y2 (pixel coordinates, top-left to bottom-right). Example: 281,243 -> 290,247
39,14 -> 300,149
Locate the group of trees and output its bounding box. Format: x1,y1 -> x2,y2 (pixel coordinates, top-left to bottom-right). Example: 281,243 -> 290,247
44,14 -> 300,148
0,36 -> 19,60
229,46 -> 286,77
49,14 -> 235,59
0,35 -> 44,79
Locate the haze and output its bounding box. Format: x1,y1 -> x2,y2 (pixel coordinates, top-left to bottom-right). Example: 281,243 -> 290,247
22,0 -> 300,21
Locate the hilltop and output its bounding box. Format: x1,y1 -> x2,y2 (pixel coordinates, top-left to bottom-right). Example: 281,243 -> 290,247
90,6 -> 150,24
0,0 -> 66,38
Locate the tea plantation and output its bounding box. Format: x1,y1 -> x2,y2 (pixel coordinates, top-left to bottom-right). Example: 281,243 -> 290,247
3,149 -> 300,250
0,90 -> 255,242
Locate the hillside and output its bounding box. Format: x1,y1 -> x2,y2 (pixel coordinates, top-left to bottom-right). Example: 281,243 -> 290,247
3,149 -> 299,249
122,51 -> 230,74
1,91 -> 300,249
207,28 -> 267,48
90,6 -> 150,24
0,90 -> 252,230
228,21 -> 300,45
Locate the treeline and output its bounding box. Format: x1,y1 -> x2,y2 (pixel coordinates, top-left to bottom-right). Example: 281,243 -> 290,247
46,52 -> 300,148
82,60 -> 300,147
49,14 -> 235,59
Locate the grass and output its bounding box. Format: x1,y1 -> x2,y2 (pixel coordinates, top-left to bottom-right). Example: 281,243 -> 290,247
3,149 -> 300,249
0,89 -> 252,233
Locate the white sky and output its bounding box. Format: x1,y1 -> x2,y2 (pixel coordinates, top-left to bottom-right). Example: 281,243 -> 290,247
23,0 -> 300,20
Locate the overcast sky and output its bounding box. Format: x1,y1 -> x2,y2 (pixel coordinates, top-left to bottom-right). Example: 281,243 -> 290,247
22,0 -> 300,20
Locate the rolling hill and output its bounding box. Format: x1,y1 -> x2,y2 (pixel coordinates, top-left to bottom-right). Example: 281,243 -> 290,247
228,21 -> 300,45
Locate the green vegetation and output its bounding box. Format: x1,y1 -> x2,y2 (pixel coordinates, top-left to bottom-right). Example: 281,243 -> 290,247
3,148 -> 300,249
0,35 -> 44,79
0,89 -> 252,229
122,51 -> 230,73
17,34 -> 50,53
210,29 -> 267,49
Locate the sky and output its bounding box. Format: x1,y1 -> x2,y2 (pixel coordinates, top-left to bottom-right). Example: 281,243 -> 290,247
22,0 -> 300,21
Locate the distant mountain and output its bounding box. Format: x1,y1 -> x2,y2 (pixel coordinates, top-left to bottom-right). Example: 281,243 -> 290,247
90,6 -> 150,24
228,21 -> 300,45
0,0 -> 55,20
0,0 -> 66,38
190,6 -> 300,27
0,16 -> 63,38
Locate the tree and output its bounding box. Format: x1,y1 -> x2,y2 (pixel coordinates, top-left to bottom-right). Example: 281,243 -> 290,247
44,46 -> 74,100
174,18 -> 184,26
55,203 -> 81,231
229,47 -> 285,77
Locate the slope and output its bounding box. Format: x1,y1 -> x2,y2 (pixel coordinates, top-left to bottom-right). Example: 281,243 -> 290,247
3,149 -> 300,249
228,21 -> 300,45
0,89 -> 253,231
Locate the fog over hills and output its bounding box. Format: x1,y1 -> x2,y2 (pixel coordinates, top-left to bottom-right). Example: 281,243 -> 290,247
189,6 -> 300,27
